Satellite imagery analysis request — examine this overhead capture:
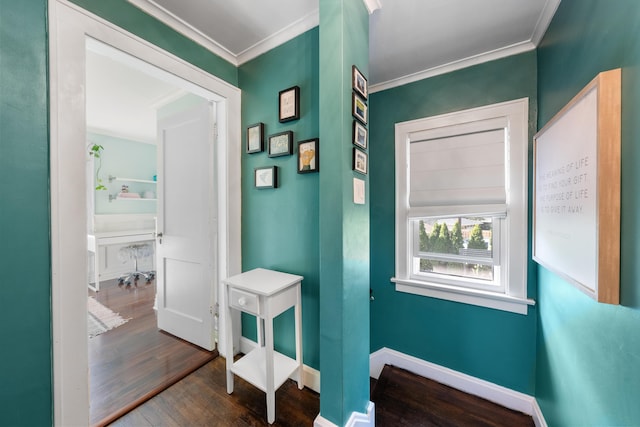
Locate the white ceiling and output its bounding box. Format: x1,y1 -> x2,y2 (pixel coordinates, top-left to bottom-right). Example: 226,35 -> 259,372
128,0 -> 560,91
86,48 -> 182,142
87,0 -> 561,141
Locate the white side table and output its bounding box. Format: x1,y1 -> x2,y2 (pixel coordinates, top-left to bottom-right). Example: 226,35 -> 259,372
223,268 -> 304,424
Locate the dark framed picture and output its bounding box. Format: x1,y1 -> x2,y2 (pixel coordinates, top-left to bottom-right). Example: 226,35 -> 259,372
352,93 -> 367,125
353,120 -> 367,149
352,65 -> 368,100
298,138 -> 319,174
279,86 -> 300,123
268,131 -> 293,157
353,147 -> 368,175
246,122 -> 264,153
254,166 -> 278,189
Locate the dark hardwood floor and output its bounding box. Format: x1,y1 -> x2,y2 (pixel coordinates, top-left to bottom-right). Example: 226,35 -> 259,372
110,356 -> 320,426
94,280 -> 532,426
111,359 -> 535,426
89,278 -> 216,427
372,365 -> 535,427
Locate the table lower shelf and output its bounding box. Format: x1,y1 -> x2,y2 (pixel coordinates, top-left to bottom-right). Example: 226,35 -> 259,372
230,347 -> 300,393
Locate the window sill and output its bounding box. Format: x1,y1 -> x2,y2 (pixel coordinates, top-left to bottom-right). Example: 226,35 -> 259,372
391,277 -> 535,315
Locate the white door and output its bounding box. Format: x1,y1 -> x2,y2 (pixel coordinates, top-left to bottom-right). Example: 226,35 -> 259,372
156,98 -> 217,351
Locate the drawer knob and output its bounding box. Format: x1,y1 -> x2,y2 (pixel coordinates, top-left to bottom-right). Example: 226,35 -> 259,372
237,297 -> 247,306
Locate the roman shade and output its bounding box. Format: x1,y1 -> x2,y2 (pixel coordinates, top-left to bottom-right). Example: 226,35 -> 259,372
408,127 -> 507,218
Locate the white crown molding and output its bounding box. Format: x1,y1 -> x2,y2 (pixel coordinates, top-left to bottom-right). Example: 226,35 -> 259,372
531,0 -> 562,46
370,40 -> 536,94
126,0 -> 238,65
236,9 -> 319,65
370,347 -> 546,426
363,0 -> 382,15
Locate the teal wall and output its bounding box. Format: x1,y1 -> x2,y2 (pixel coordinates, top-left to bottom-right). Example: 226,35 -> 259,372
0,1 -> 236,425
369,51 -> 539,394
318,0 -> 370,424
535,1 -> 640,425
0,1 -> 52,425
238,28 -> 320,369
69,0 -> 237,86
90,133 -> 157,215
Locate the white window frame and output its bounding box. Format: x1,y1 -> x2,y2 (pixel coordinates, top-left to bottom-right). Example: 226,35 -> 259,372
392,98 -> 535,315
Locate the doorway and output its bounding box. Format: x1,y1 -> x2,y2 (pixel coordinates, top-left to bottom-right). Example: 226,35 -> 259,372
85,40 -> 219,425
49,1 -> 241,425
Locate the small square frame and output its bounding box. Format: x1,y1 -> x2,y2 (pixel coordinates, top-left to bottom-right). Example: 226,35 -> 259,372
352,65 -> 368,100
298,138 -> 319,174
279,86 -> 300,123
353,147 -> 368,175
352,93 -> 367,125
268,131 -> 294,157
246,122 -> 264,153
254,166 -> 278,189
353,120 -> 367,149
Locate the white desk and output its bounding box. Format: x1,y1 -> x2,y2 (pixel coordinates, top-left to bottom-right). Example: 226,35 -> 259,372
87,229 -> 155,292
223,268 -> 303,424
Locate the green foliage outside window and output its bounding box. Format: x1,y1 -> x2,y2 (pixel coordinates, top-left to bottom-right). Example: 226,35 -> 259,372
417,219 -> 491,276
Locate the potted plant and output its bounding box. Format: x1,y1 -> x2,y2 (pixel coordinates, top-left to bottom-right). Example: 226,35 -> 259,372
88,143 -> 107,190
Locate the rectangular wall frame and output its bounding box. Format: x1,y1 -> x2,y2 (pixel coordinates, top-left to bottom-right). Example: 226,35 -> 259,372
533,68 -> 621,304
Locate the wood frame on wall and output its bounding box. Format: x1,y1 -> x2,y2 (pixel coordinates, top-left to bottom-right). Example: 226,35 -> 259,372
533,68 -> 621,304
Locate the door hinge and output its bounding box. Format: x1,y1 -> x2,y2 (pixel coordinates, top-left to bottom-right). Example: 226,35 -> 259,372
213,122 -> 218,140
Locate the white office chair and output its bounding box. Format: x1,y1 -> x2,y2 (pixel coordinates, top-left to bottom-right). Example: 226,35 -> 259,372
117,243 -> 155,286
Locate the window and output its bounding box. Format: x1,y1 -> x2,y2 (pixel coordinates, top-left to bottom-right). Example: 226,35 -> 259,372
392,99 -> 534,314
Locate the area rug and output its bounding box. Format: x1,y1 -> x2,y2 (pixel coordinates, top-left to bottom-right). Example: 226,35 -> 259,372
88,296 -> 129,338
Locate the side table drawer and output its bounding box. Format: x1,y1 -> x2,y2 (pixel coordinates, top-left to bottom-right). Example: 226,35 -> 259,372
229,288 -> 261,316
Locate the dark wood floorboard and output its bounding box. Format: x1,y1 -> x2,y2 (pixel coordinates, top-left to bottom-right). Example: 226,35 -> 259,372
96,285 -> 532,426
371,365 -> 535,427
89,279 -> 216,427
110,356 -> 320,426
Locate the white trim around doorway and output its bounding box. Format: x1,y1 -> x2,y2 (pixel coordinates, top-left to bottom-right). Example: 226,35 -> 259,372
49,1 -> 241,425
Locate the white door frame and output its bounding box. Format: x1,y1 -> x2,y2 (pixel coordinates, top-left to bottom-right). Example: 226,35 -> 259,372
49,1 -> 241,425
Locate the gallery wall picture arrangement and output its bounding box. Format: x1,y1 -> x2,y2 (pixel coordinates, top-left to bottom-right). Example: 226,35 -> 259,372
353,120 -> 367,150
352,93 -> 367,125
268,131 -> 293,157
533,68 -> 621,304
298,138 -> 319,174
353,148 -> 367,175
279,85 -> 300,123
255,166 -> 278,189
246,122 -> 264,153
352,65 -> 368,100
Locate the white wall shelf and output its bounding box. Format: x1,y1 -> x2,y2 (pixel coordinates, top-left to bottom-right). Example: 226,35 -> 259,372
108,174 -> 156,184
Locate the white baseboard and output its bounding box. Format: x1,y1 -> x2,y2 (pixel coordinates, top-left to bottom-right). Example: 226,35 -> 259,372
532,399 -> 548,427
314,402 -> 375,427
239,337 -> 320,393
346,401 -> 375,427
370,347 -> 546,426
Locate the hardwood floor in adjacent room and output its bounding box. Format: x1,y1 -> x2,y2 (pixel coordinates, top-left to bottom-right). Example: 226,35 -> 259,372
89,279 -> 216,427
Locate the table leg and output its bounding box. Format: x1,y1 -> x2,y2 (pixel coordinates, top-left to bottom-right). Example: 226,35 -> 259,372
257,316 -> 264,347
295,283 -> 303,389
265,316 -> 275,424
225,286 -> 234,394
93,248 -> 100,292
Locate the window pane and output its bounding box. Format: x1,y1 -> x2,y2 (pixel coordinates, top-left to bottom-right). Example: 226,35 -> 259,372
414,217 -> 495,282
